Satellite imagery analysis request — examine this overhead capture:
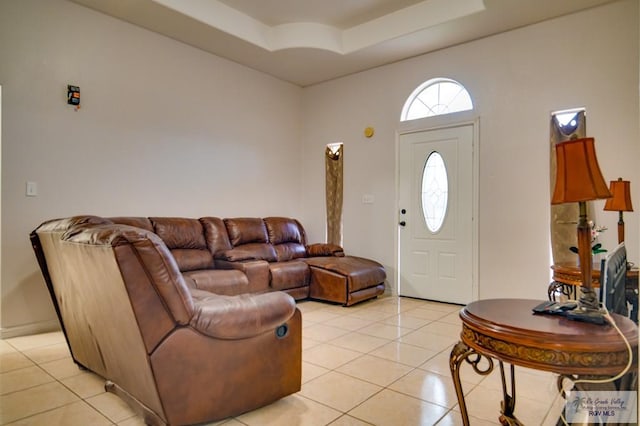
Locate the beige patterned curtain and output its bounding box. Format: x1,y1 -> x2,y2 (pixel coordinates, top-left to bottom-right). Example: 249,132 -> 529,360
550,109 -> 586,264
325,143 -> 343,246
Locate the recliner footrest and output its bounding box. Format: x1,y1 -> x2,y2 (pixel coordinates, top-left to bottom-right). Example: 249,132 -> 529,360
305,256 -> 386,306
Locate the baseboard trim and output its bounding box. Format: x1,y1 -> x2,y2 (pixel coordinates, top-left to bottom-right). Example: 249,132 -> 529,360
0,319 -> 61,339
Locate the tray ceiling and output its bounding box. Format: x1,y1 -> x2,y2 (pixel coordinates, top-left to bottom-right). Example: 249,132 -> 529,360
70,0 -> 619,86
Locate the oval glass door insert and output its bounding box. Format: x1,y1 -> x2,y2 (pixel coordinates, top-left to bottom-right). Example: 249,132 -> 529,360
421,151 -> 448,233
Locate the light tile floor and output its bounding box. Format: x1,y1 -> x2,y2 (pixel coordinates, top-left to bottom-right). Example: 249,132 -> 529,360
0,296 -> 567,425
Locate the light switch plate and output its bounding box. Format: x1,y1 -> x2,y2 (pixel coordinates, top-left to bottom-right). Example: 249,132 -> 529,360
26,181 -> 38,197
362,194 -> 375,204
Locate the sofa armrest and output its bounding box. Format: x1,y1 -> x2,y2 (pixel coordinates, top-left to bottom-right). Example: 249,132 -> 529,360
306,243 -> 345,257
215,259 -> 270,293
189,290 -> 296,339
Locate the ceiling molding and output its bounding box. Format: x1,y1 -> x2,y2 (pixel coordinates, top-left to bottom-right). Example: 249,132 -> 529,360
153,0 -> 271,49
152,0 -> 485,54
342,0 -> 485,53
69,0 -> 620,86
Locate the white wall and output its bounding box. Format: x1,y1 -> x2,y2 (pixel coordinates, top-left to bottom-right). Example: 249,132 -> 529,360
1,0 -> 638,335
301,0 -> 639,300
0,0 -> 303,336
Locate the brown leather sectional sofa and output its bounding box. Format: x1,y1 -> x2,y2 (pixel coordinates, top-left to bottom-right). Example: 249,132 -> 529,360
107,215 -> 386,306
30,215 -> 386,425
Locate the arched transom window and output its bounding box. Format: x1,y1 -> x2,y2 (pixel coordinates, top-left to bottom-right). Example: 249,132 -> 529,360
401,78 -> 473,121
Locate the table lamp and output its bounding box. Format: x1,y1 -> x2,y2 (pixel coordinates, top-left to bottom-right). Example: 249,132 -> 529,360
551,137 -> 612,323
603,178 -> 633,244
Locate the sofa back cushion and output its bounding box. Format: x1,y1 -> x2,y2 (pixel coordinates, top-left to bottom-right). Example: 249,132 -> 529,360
150,217 -> 214,272
225,218 -> 268,245
264,217 -> 307,262
221,218 -> 276,262
199,217 -> 232,255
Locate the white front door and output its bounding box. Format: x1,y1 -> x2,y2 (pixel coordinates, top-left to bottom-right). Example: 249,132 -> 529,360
398,125 -> 474,304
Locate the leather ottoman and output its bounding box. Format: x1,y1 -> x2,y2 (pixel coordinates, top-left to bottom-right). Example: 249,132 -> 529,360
305,256 -> 386,306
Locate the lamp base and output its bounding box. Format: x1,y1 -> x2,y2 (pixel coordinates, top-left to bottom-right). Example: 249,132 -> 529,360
577,286 -> 601,310
565,287 -> 608,325
565,308 -> 607,325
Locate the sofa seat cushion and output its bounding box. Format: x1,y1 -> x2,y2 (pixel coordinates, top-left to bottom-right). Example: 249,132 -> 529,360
189,290 -> 296,339
184,270 -> 249,296
269,261 -> 310,291
305,256 -> 386,293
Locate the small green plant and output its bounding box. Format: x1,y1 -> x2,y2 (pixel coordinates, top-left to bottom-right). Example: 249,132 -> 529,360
569,222 -> 607,255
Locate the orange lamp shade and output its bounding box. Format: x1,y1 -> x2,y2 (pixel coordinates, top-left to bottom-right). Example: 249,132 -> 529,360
603,178 -> 633,212
551,138 -> 612,204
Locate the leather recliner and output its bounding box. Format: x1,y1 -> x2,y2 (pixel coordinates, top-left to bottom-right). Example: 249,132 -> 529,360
31,216 -> 301,426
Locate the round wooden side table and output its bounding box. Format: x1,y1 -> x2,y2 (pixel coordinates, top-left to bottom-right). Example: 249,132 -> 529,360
450,298 -> 638,425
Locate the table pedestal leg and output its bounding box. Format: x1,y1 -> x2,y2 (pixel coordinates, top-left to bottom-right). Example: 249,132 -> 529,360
450,341 -> 495,426
498,361 -> 524,426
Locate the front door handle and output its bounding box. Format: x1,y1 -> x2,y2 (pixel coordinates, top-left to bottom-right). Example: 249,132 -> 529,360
399,221 -> 406,227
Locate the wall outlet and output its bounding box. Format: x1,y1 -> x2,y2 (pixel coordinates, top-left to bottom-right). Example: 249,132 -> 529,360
362,194 -> 375,204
